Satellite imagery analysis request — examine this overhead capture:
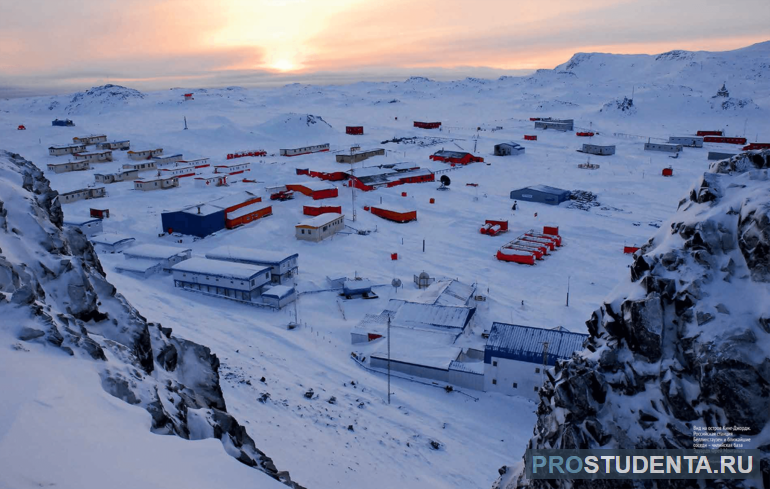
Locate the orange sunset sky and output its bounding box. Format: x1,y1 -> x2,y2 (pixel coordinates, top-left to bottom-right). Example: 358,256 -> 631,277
1,0 -> 769,94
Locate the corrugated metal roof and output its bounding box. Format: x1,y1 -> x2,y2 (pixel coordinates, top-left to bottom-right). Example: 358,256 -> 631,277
448,360 -> 484,374
485,322 -> 588,366
206,246 -> 298,265
392,302 -> 474,331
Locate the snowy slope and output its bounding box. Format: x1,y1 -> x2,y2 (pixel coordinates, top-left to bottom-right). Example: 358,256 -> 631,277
0,41 -> 769,489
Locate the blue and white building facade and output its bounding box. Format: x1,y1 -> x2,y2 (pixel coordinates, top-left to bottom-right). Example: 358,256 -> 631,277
205,246 -> 299,284
484,322 -> 588,400
171,257 -> 271,303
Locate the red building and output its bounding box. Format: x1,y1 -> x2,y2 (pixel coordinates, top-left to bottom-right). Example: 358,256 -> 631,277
697,130 -> 722,136
703,136 -> 747,145
576,132 -> 595,137
225,202 -> 272,229
303,205 -> 342,216
347,167 -> 434,191
370,205 -> 416,223
524,135 -> 537,141
429,150 -> 484,165
413,121 -> 441,129
183,93 -> 194,101
227,150 -> 266,159
309,169 -> 348,181
743,142 -> 770,150
662,167 -> 673,177
90,208 -> 109,219
285,182 -> 339,200
346,126 -> 364,135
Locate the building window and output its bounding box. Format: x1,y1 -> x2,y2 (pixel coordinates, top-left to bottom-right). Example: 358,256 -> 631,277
534,386 -> 539,392
492,379 -> 497,385
251,279 -> 255,286
513,383 -> 518,388
492,361 -> 498,367
535,368 -> 540,373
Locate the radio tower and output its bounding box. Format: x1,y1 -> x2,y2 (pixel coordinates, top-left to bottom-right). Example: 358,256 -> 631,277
351,149 -> 357,222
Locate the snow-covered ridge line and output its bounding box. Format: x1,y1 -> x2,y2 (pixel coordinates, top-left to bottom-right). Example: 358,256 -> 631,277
0,150 -> 305,489
496,149 -> 770,489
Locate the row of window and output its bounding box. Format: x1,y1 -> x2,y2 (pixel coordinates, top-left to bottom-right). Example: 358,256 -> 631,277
492,360 -> 541,374
490,379 -> 539,392
178,272 -> 268,286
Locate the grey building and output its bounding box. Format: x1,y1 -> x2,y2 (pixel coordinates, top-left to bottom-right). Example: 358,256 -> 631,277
96,140 -> 131,151
336,148 -> 385,163
579,144 -> 615,156
95,169 -> 140,184
669,136 -> 703,148
59,187 -> 106,204
205,246 -> 299,284
645,142 -> 682,153
708,151 -> 737,161
494,142 -> 525,156
47,161 -> 91,174
510,185 -> 571,205
535,119 -> 574,131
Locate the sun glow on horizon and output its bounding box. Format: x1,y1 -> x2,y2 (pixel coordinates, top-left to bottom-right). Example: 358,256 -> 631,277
269,58 -> 299,72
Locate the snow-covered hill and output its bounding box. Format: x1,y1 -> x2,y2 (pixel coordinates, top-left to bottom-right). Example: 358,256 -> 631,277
495,150 -> 770,489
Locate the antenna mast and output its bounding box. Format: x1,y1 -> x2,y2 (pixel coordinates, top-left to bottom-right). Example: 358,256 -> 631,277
351,149 -> 357,222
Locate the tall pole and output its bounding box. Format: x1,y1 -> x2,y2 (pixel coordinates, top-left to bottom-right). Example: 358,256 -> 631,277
351,154 -> 357,222
387,315 -> 391,404
566,275 -> 570,307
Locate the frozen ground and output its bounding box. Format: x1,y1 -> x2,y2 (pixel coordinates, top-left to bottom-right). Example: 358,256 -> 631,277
1,42 -> 769,488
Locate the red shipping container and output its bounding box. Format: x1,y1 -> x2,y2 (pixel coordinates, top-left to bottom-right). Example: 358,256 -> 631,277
524,135 -> 537,141
696,130 -> 722,137
391,253 -> 398,260
496,248 -> 535,265
662,168 -> 673,177
543,226 -> 559,236
624,246 -> 640,254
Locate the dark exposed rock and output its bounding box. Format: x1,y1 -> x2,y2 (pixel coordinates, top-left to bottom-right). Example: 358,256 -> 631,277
18,327 -> 45,341
156,344 -> 178,372
499,150 -> 770,489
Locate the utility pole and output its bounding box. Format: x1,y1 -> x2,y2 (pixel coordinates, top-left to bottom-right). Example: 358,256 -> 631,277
351,150 -> 357,222
183,116 -> 188,130
566,275 -> 570,307
387,315 -> 391,405
541,342 -> 549,385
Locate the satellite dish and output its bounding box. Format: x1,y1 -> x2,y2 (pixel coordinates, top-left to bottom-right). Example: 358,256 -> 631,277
391,278 -> 402,288
438,175 -> 451,191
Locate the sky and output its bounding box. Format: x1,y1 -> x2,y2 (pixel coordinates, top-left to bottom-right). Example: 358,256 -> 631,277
1,0 -> 769,96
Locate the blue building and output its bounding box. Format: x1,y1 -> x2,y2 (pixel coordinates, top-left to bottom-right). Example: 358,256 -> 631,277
484,322 -> 588,399
161,191 -> 261,238
52,119 -> 75,127
510,185 -> 571,205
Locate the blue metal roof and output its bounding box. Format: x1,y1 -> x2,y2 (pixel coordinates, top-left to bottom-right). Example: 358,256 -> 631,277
484,322 -> 587,366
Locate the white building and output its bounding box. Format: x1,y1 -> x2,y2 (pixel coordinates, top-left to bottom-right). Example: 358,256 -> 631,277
58,187 -> 106,204
122,244 -> 192,272
214,162 -> 251,175
669,136 -> 704,148
63,218 -> 103,237
280,143 -> 330,156
295,213 -> 344,242
47,161 -> 91,174
580,144 -> 615,156
171,257 -> 272,302
122,161 -> 157,172
128,148 -> 163,160
483,322 -> 588,401
645,142 -> 682,153
493,142 -> 525,156
134,177 -> 179,191
73,134 -> 107,145
89,233 -> 136,253
49,143 -> 87,156
195,175 -> 228,188
73,150 -> 113,163
152,154 -> 185,166
160,165 -> 204,178
205,246 -> 299,284
96,140 -> 130,151
95,169 -> 140,184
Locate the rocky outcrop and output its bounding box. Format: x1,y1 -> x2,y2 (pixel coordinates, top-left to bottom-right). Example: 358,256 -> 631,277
0,151 -> 304,488
496,150 -> 770,489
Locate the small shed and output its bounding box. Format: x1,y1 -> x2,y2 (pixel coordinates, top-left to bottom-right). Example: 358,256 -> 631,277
295,213 -> 345,242
195,175 -> 228,188
524,135 -> 537,141
579,144 -> 615,156
17,125 -> 26,130
183,93 -> 194,101
346,126 -> 364,135
370,204 -> 417,223
493,143 -> 525,156
510,185 -> 570,205
52,119 -> 75,127
261,285 -> 297,309
63,218 -> 103,237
